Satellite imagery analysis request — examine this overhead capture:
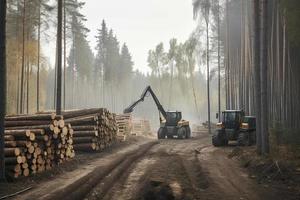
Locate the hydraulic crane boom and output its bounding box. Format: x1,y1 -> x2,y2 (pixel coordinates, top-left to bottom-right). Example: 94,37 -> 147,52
123,86 -> 167,119
123,85 -> 191,139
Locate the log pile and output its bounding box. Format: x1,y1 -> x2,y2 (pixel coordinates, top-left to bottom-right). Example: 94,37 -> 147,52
4,113 -> 75,178
62,108 -> 118,152
116,114 -> 132,141
131,119 -> 152,136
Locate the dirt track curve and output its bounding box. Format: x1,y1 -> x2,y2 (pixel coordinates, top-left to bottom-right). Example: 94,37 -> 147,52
11,134 -> 295,200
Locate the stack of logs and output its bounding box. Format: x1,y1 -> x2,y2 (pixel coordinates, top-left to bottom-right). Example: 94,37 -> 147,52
4,113 -> 75,178
131,119 -> 152,136
62,108 -> 118,152
116,114 -> 132,141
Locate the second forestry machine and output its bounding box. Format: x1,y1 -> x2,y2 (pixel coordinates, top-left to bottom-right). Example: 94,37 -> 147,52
124,86 -> 191,139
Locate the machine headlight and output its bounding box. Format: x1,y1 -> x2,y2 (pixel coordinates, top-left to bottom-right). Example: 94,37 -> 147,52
241,123 -> 249,129
217,122 -> 224,129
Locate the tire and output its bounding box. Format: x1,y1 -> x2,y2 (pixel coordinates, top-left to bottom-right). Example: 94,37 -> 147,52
212,130 -> 226,147
167,134 -> 173,139
177,127 -> 186,139
157,127 -> 166,139
186,126 -> 191,139
250,131 -> 256,145
224,139 -> 229,146
237,132 -> 251,146
212,134 -> 222,147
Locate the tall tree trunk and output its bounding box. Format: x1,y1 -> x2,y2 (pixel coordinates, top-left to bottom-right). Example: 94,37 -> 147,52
225,0 -> 230,109
168,61 -> 174,109
190,67 -> 200,121
71,32 -> 76,109
217,0 -> 221,122
282,12 -> 286,124
56,0 -> 63,115
54,44 -> 57,109
26,61 -> 30,114
26,4 -> 30,114
0,0 -> 6,182
37,3 -> 41,112
16,2 -> 20,114
63,0 -> 66,110
20,0 -> 26,114
206,19 -> 211,134
240,0 -> 245,111
253,0 -> 262,154
260,0 -> 269,154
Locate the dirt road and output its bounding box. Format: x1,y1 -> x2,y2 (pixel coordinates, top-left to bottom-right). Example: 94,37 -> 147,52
9,133 -> 296,200
85,134 -> 283,200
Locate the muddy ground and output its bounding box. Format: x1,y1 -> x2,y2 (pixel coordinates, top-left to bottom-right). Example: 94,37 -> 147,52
1,132 -> 299,200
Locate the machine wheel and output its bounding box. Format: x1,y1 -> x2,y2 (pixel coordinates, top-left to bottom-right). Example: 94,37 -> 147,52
224,139 -> 229,146
167,134 -> 173,139
177,127 -> 186,139
186,126 -> 191,139
212,131 -> 226,147
237,132 -> 251,146
157,128 -> 166,139
212,134 -> 223,147
250,131 -> 256,145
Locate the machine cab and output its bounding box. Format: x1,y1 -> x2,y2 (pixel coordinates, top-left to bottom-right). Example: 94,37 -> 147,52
221,110 -> 245,130
241,116 -> 256,130
165,111 -> 182,126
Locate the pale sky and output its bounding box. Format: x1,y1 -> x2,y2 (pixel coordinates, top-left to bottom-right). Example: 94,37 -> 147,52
81,0 -> 196,73
44,0 -> 197,73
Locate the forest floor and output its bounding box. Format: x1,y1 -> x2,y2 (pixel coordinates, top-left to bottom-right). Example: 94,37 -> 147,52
0,132 -> 299,200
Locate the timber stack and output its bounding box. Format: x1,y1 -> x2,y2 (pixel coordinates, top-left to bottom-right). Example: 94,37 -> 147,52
4,113 -> 75,179
116,113 -> 132,141
62,108 -> 118,152
131,118 -> 152,136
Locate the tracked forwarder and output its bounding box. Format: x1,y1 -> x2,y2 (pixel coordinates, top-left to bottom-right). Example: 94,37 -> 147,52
124,86 -> 191,139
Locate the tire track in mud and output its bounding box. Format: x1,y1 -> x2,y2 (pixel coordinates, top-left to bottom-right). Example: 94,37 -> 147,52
96,137 -> 211,200
27,141 -> 158,200
83,142 -> 158,200
102,156 -> 157,200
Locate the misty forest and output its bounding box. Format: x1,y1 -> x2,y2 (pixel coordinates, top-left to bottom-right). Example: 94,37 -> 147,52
0,0 -> 300,199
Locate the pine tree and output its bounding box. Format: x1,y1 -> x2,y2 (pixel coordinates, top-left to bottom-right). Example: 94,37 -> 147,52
119,43 -> 134,83
0,0 -> 6,182
95,20 -> 108,106
167,39 -> 177,108
56,0 -> 63,115
193,0 -> 212,134
260,0 -> 269,154
253,0 -> 262,154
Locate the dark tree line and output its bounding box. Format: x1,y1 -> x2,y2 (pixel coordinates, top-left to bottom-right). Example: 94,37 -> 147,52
93,20 -> 134,111
6,0 -> 52,114
224,0 -> 300,154
205,0 -> 300,155
3,0 -> 135,114
193,0 -> 300,155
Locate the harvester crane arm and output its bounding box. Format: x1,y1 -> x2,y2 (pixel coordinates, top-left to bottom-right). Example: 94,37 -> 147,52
123,86 -> 167,119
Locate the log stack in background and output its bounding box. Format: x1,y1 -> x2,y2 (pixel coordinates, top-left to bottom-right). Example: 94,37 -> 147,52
131,118 -> 152,136
116,114 -> 132,141
4,113 -> 74,179
62,108 -> 118,152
